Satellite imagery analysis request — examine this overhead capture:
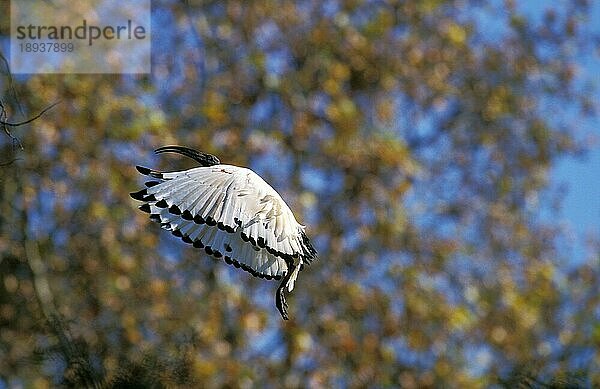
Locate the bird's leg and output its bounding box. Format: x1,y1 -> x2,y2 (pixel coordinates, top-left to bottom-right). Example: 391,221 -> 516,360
276,282 -> 288,320
276,263 -> 295,320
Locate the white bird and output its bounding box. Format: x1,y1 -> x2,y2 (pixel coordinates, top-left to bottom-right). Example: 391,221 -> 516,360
130,146 -> 317,320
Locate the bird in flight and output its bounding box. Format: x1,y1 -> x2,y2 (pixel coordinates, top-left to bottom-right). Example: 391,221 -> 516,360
130,146 -> 317,320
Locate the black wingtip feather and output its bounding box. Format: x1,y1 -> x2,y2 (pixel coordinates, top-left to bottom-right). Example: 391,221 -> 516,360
135,165 -> 164,179
136,165 -> 152,175
193,240 -> 204,248
169,205 -> 181,215
257,237 -> 266,248
130,189 -> 148,201
139,204 -> 151,213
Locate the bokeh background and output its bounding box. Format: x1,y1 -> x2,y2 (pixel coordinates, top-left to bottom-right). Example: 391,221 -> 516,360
1,0 -> 600,387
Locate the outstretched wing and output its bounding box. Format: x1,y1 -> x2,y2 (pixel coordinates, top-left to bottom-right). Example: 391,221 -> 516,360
131,164 -> 316,282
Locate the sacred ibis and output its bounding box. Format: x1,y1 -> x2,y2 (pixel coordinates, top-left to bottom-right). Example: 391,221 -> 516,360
130,146 -> 317,320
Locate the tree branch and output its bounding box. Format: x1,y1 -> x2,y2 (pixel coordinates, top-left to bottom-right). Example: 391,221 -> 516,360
0,100 -> 61,127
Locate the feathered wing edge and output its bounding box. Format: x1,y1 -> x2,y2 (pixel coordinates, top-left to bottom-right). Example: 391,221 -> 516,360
130,166 -> 317,277
132,175 -> 285,280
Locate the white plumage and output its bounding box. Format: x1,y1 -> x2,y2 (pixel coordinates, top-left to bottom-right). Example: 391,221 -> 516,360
130,146 -> 317,320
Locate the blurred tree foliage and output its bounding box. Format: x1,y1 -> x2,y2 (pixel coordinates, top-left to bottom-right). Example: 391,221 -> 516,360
1,0 -> 599,387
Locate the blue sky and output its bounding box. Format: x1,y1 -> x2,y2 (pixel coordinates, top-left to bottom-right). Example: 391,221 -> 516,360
553,139 -> 600,262
503,0 -> 600,263
536,2 -> 600,263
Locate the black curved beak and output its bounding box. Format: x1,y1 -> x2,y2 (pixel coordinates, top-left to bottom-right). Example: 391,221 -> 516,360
155,145 -> 221,167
